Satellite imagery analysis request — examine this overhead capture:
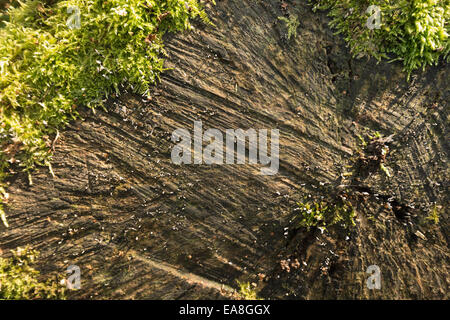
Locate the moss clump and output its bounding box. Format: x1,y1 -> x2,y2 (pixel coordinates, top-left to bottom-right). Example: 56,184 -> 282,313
294,199 -> 356,231
278,14 -> 300,40
0,0 -> 211,226
237,281 -> 262,300
0,247 -> 66,299
312,0 -> 449,79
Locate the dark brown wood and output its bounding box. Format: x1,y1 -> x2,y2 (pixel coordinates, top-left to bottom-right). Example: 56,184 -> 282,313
1,0 -> 448,299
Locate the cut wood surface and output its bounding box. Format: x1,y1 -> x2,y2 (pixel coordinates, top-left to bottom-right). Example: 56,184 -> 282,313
1,0 -> 448,299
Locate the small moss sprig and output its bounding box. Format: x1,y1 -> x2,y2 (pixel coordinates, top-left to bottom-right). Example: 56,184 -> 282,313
278,14 -> 300,40
236,281 -> 262,300
426,204 -> 441,224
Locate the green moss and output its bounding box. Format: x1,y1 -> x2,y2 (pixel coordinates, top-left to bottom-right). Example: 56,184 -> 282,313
278,14 -> 300,40
0,247 -> 66,299
0,0 -> 211,226
426,204 -> 441,224
312,0 -> 449,79
294,199 -> 356,231
237,281 -> 262,300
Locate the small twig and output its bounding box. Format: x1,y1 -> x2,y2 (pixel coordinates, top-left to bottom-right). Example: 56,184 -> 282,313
52,130 -> 60,152
28,171 -> 33,186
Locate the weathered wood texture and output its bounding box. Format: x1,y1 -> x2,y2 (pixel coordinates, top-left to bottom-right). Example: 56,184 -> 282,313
1,0 -> 448,299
